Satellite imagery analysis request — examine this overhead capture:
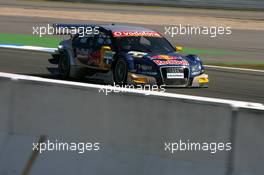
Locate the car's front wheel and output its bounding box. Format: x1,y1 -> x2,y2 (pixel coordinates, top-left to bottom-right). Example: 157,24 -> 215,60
58,52 -> 70,79
113,59 -> 127,85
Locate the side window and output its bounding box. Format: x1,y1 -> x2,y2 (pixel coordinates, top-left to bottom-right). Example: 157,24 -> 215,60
74,35 -> 93,49
139,36 -> 151,46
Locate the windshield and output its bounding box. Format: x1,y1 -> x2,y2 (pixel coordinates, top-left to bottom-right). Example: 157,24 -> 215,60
114,36 -> 175,53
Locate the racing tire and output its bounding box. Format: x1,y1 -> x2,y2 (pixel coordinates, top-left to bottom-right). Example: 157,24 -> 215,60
113,59 -> 127,85
58,52 -> 70,79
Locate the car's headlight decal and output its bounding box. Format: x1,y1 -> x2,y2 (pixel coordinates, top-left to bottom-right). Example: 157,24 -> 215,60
191,64 -> 202,75
136,64 -> 153,71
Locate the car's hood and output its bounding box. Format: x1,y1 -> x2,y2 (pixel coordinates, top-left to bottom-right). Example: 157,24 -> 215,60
128,51 -> 191,66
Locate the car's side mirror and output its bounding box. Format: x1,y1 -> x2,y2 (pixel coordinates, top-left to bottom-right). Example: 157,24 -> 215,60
175,46 -> 183,52
100,45 -> 115,67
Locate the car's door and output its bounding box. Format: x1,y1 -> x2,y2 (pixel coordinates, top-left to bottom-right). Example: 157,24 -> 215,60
89,31 -> 114,69
73,34 -> 94,66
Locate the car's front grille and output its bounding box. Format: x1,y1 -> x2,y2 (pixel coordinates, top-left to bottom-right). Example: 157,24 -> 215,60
160,67 -> 189,86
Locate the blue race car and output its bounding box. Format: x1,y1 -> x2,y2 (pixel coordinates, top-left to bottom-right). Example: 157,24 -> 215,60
51,24 -> 209,87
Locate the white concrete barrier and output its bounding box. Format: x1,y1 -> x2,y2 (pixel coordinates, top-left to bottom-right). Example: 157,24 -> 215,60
0,135 -> 38,175
232,108 -> 264,175
0,72 -> 263,175
0,78 -> 12,133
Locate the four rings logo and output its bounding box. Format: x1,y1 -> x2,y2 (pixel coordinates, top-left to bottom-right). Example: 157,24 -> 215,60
166,67 -> 183,73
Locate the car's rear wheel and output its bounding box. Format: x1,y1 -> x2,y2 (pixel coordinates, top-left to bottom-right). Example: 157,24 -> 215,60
58,52 -> 70,79
114,59 -> 127,85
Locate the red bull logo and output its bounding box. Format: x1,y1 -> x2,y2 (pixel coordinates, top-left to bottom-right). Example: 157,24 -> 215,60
153,59 -> 189,65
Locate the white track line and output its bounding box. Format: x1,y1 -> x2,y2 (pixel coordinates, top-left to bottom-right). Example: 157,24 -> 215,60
0,72 -> 263,110
0,44 -> 56,53
205,65 -> 264,73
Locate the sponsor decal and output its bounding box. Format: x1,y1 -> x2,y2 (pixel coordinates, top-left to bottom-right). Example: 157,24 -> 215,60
138,71 -> 157,76
103,51 -> 114,64
113,31 -> 161,37
167,73 -> 184,79
153,59 -> 189,65
128,51 -> 148,58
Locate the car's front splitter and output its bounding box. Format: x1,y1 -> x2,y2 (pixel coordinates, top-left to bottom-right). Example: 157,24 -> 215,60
127,72 -> 157,86
127,72 -> 209,88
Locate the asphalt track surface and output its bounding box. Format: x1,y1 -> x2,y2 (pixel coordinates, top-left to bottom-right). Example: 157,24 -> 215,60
1,48 -> 264,103
1,0 -> 264,20
0,1 -> 263,103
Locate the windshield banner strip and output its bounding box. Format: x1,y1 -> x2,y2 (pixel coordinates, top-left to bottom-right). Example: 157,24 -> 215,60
112,31 -> 161,37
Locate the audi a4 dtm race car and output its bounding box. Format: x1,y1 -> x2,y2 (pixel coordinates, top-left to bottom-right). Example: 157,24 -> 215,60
51,24 -> 209,87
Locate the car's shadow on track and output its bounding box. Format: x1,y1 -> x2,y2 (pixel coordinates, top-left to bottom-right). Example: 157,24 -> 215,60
165,87 -> 206,89
25,67 -> 106,85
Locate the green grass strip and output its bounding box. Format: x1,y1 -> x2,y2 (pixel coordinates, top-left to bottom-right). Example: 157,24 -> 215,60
182,48 -> 241,56
0,33 -> 61,48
